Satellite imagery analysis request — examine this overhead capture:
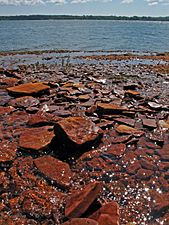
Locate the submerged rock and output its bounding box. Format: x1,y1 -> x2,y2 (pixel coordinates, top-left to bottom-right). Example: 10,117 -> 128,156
34,155 -> 72,189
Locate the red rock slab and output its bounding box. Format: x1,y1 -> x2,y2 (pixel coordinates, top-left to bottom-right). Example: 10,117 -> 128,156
90,202 -> 120,225
0,106 -> 14,116
65,182 -> 102,218
116,125 -> 144,137
106,143 -> 126,157
34,155 -> 72,189
114,118 -> 135,127
28,112 -> 60,126
19,126 -> 54,151
0,140 -> 17,163
54,116 -> 101,147
97,103 -> 128,114
150,191 -> 169,215
142,119 -> 157,129
9,96 -> 39,108
61,218 -> 99,225
7,82 -> 50,96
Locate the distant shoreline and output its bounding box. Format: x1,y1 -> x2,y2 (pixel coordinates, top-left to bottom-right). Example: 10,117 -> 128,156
0,15 -> 169,21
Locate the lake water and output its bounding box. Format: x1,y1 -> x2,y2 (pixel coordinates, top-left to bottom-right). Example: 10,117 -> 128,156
0,20 -> 169,52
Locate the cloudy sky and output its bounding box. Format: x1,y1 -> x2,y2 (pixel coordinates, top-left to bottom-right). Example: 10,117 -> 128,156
0,0 -> 169,16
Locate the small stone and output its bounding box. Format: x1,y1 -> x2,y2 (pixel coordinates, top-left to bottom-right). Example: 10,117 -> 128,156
7,82 -> 50,96
65,182 -> 102,218
116,125 -> 144,137
148,102 -> 162,109
114,118 -> 135,127
34,155 -> 72,189
19,126 -> 54,151
125,90 -> 140,98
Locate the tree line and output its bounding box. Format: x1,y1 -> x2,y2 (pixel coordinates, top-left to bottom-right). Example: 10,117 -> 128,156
0,15 -> 169,21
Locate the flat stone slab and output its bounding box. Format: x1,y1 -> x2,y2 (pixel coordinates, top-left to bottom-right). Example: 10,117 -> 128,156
19,126 -> 55,151
7,82 -> 50,96
54,116 -> 101,148
34,155 -> 72,189
65,182 -> 102,218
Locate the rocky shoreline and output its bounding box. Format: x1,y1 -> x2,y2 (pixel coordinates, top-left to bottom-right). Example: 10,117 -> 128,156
0,53 -> 169,224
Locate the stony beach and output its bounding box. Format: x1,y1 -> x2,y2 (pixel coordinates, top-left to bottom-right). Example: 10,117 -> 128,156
0,51 -> 169,225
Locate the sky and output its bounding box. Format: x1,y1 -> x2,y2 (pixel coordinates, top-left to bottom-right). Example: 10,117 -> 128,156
0,0 -> 169,16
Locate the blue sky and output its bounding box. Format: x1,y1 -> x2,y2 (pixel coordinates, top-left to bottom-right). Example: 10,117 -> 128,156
0,0 -> 169,16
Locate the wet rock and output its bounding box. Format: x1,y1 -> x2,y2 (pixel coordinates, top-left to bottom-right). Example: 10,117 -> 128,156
28,112 -> 60,126
54,116 -> 102,151
65,182 -> 102,218
0,140 -> 17,163
22,188 -> 63,220
150,191 -> 169,217
107,143 -> 126,157
7,82 -> 50,96
34,155 -> 72,189
19,126 -> 54,151
90,201 -> 120,225
0,106 -> 14,117
116,125 -> 144,137
61,218 -> 99,225
9,96 -> 39,108
136,168 -> 154,180
126,160 -> 141,175
5,111 -> 30,127
142,119 -> 157,129
0,77 -> 19,87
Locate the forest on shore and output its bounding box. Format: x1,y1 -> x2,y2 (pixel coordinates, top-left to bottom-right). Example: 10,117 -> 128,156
0,15 -> 169,21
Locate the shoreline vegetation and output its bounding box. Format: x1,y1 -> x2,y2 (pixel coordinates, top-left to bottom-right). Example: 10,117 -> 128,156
0,15 -> 169,21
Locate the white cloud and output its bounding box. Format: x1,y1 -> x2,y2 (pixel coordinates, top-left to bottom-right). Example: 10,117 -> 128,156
71,0 -> 111,3
0,0 -> 65,5
146,0 -> 169,5
122,0 -> 134,3
122,0 -> 169,5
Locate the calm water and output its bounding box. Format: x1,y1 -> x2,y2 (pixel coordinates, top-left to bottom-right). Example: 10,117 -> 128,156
0,20 -> 169,52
